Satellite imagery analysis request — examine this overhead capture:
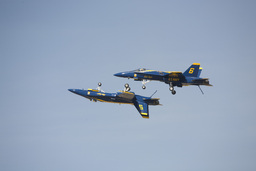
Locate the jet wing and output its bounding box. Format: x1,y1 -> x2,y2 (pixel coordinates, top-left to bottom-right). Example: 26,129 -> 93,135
117,91 -> 135,100
134,101 -> 149,119
134,70 -> 182,77
134,71 -> 161,76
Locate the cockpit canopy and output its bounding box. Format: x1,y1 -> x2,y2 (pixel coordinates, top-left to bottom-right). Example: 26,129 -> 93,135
134,68 -> 147,72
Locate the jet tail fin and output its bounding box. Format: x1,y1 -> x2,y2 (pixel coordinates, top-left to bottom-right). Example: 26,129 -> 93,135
134,101 -> 149,119
183,63 -> 200,77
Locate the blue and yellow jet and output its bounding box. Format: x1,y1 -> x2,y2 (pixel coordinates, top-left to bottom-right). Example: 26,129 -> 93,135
68,83 -> 160,119
114,63 -> 212,95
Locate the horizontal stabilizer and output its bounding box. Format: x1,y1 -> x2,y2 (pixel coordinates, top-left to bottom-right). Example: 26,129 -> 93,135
192,78 -> 212,86
144,98 -> 160,105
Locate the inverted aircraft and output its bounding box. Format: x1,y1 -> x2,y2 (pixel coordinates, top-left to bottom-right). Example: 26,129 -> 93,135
68,83 -> 160,119
114,63 -> 212,95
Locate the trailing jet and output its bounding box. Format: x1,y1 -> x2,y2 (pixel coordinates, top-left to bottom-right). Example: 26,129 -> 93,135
114,63 -> 212,95
68,83 -> 160,119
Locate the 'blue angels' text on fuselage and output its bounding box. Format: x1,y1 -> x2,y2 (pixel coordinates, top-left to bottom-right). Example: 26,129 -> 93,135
68,84 -> 160,119
114,63 -> 212,95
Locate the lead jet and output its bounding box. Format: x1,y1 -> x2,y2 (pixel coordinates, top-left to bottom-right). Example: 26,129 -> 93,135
68,83 -> 160,119
114,63 -> 212,95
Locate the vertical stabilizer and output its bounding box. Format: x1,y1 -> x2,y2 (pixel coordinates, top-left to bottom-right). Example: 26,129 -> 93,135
134,101 -> 149,119
183,63 -> 200,77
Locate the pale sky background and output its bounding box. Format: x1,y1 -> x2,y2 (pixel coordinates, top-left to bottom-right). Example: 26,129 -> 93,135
1,0 -> 256,171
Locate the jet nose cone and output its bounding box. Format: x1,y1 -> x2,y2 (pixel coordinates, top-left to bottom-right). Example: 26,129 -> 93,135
68,89 -> 75,93
114,72 -> 123,77
114,72 -> 131,77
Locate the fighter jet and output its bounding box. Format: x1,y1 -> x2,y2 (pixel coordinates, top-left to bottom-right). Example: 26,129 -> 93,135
114,63 -> 212,95
68,83 -> 160,119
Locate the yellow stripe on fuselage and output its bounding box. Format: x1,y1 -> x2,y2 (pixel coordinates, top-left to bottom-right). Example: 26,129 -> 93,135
118,90 -> 134,95
88,89 -> 99,92
144,70 -> 156,72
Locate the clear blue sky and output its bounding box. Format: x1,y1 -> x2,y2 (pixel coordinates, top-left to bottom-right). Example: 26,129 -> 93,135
1,0 -> 256,170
